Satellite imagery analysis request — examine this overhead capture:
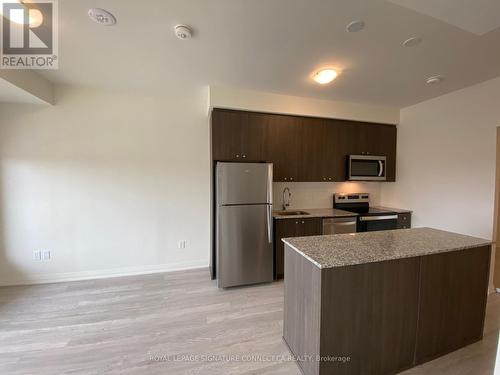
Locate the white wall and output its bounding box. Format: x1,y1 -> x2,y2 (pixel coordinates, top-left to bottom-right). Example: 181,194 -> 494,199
0,85 -> 210,285
381,76 -> 500,240
273,182 -> 382,210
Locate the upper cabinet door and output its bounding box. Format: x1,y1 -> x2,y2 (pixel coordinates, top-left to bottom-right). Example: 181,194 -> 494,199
244,113 -> 268,162
330,119 -> 356,181
297,117 -> 327,182
323,122 -> 340,182
264,114 -> 299,182
377,125 -> 397,181
211,109 -> 247,161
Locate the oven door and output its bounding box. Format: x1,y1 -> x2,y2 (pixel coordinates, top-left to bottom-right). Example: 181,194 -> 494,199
348,155 -> 386,181
358,215 -> 398,232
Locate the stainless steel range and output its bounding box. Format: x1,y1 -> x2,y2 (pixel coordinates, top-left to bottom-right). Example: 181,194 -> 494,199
334,193 -> 399,232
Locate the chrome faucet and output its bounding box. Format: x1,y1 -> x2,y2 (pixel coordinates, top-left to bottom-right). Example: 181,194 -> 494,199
282,187 -> 291,210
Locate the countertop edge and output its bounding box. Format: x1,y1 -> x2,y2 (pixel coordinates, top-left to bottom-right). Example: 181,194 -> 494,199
283,229 -> 492,269
282,239 -> 323,269
273,213 -> 358,220
273,206 -> 413,220
371,205 -> 413,214
273,208 -> 358,220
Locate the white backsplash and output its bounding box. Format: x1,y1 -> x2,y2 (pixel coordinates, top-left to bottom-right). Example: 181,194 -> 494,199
273,182 -> 382,211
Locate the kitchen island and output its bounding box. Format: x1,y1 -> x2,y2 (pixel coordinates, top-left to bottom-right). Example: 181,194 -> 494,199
282,228 -> 491,375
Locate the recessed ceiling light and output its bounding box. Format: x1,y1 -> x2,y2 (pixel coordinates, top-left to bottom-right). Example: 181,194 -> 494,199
403,36 -> 422,47
313,69 -> 338,85
346,20 -> 365,33
426,75 -> 444,85
88,8 -> 116,26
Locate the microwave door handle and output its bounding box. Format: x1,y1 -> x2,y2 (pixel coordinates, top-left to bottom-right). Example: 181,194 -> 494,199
378,160 -> 384,177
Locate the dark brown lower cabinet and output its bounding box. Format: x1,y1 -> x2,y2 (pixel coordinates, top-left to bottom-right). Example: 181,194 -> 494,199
274,218 -> 322,279
319,257 -> 420,375
415,246 -> 491,364
397,213 -> 411,229
283,245 -> 491,375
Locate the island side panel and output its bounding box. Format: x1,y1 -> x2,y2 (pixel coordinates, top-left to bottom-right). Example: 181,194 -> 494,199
319,257 -> 421,375
415,245 -> 491,365
283,244 -> 322,375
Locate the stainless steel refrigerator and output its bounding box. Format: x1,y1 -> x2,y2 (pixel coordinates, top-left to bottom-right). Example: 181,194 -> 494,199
216,162 -> 273,288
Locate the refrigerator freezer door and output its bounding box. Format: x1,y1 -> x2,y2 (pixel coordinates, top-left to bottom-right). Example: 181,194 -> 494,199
216,163 -> 272,205
217,204 -> 273,288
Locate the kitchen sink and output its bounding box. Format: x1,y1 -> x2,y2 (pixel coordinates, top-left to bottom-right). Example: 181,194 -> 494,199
275,210 -> 310,216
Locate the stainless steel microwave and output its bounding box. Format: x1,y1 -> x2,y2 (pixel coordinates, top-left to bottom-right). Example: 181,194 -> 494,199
347,155 -> 386,181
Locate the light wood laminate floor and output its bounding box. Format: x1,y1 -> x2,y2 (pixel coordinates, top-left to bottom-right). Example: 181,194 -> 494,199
0,268 -> 499,374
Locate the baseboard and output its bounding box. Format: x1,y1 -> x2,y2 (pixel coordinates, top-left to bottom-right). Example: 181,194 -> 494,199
0,261 -> 209,286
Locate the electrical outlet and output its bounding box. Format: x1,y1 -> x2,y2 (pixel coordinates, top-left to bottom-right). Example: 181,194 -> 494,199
33,251 -> 42,261
177,240 -> 187,249
43,251 -> 51,261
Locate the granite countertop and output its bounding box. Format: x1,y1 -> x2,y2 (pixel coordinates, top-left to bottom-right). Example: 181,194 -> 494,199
282,227 -> 491,269
371,205 -> 413,213
273,208 -> 357,220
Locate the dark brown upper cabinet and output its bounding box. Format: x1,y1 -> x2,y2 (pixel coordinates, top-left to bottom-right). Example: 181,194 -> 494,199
211,109 -> 397,182
263,113 -> 300,182
212,109 -> 266,162
297,118 -> 338,182
331,119 -> 397,182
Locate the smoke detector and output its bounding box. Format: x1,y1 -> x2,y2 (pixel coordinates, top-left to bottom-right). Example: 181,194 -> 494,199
88,8 -> 116,26
426,75 -> 444,85
175,25 -> 193,40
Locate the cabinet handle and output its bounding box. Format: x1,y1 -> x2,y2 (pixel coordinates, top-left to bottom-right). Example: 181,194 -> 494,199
301,221 -> 305,224
236,154 -> 240,158
295,221 -> 299,224
290,177 -> 294,181
242,155 -> 246,158
284,178 -> 288,181
328,178 -> 332,181
323,178 -> 326,181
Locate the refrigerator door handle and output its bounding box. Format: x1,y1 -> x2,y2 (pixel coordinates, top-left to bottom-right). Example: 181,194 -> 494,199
267,205 -> 273,244
267,164 -> 273,204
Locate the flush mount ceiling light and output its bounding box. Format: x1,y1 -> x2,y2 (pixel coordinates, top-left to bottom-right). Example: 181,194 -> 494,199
403,36 -> 422,47
312,68 -> 338,85
88,8 -> 116,26
175,25 -> 193,40
346,20 -> 365,32
426,75 -> 444,85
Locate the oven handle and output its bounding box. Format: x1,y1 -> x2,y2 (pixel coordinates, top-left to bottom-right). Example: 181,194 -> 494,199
359,215 -> 398,222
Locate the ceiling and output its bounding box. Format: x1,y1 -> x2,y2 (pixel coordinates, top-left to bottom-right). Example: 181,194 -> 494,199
388,0 -> 500,36
0,77 -> 48,104
33,0 -> 500,107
